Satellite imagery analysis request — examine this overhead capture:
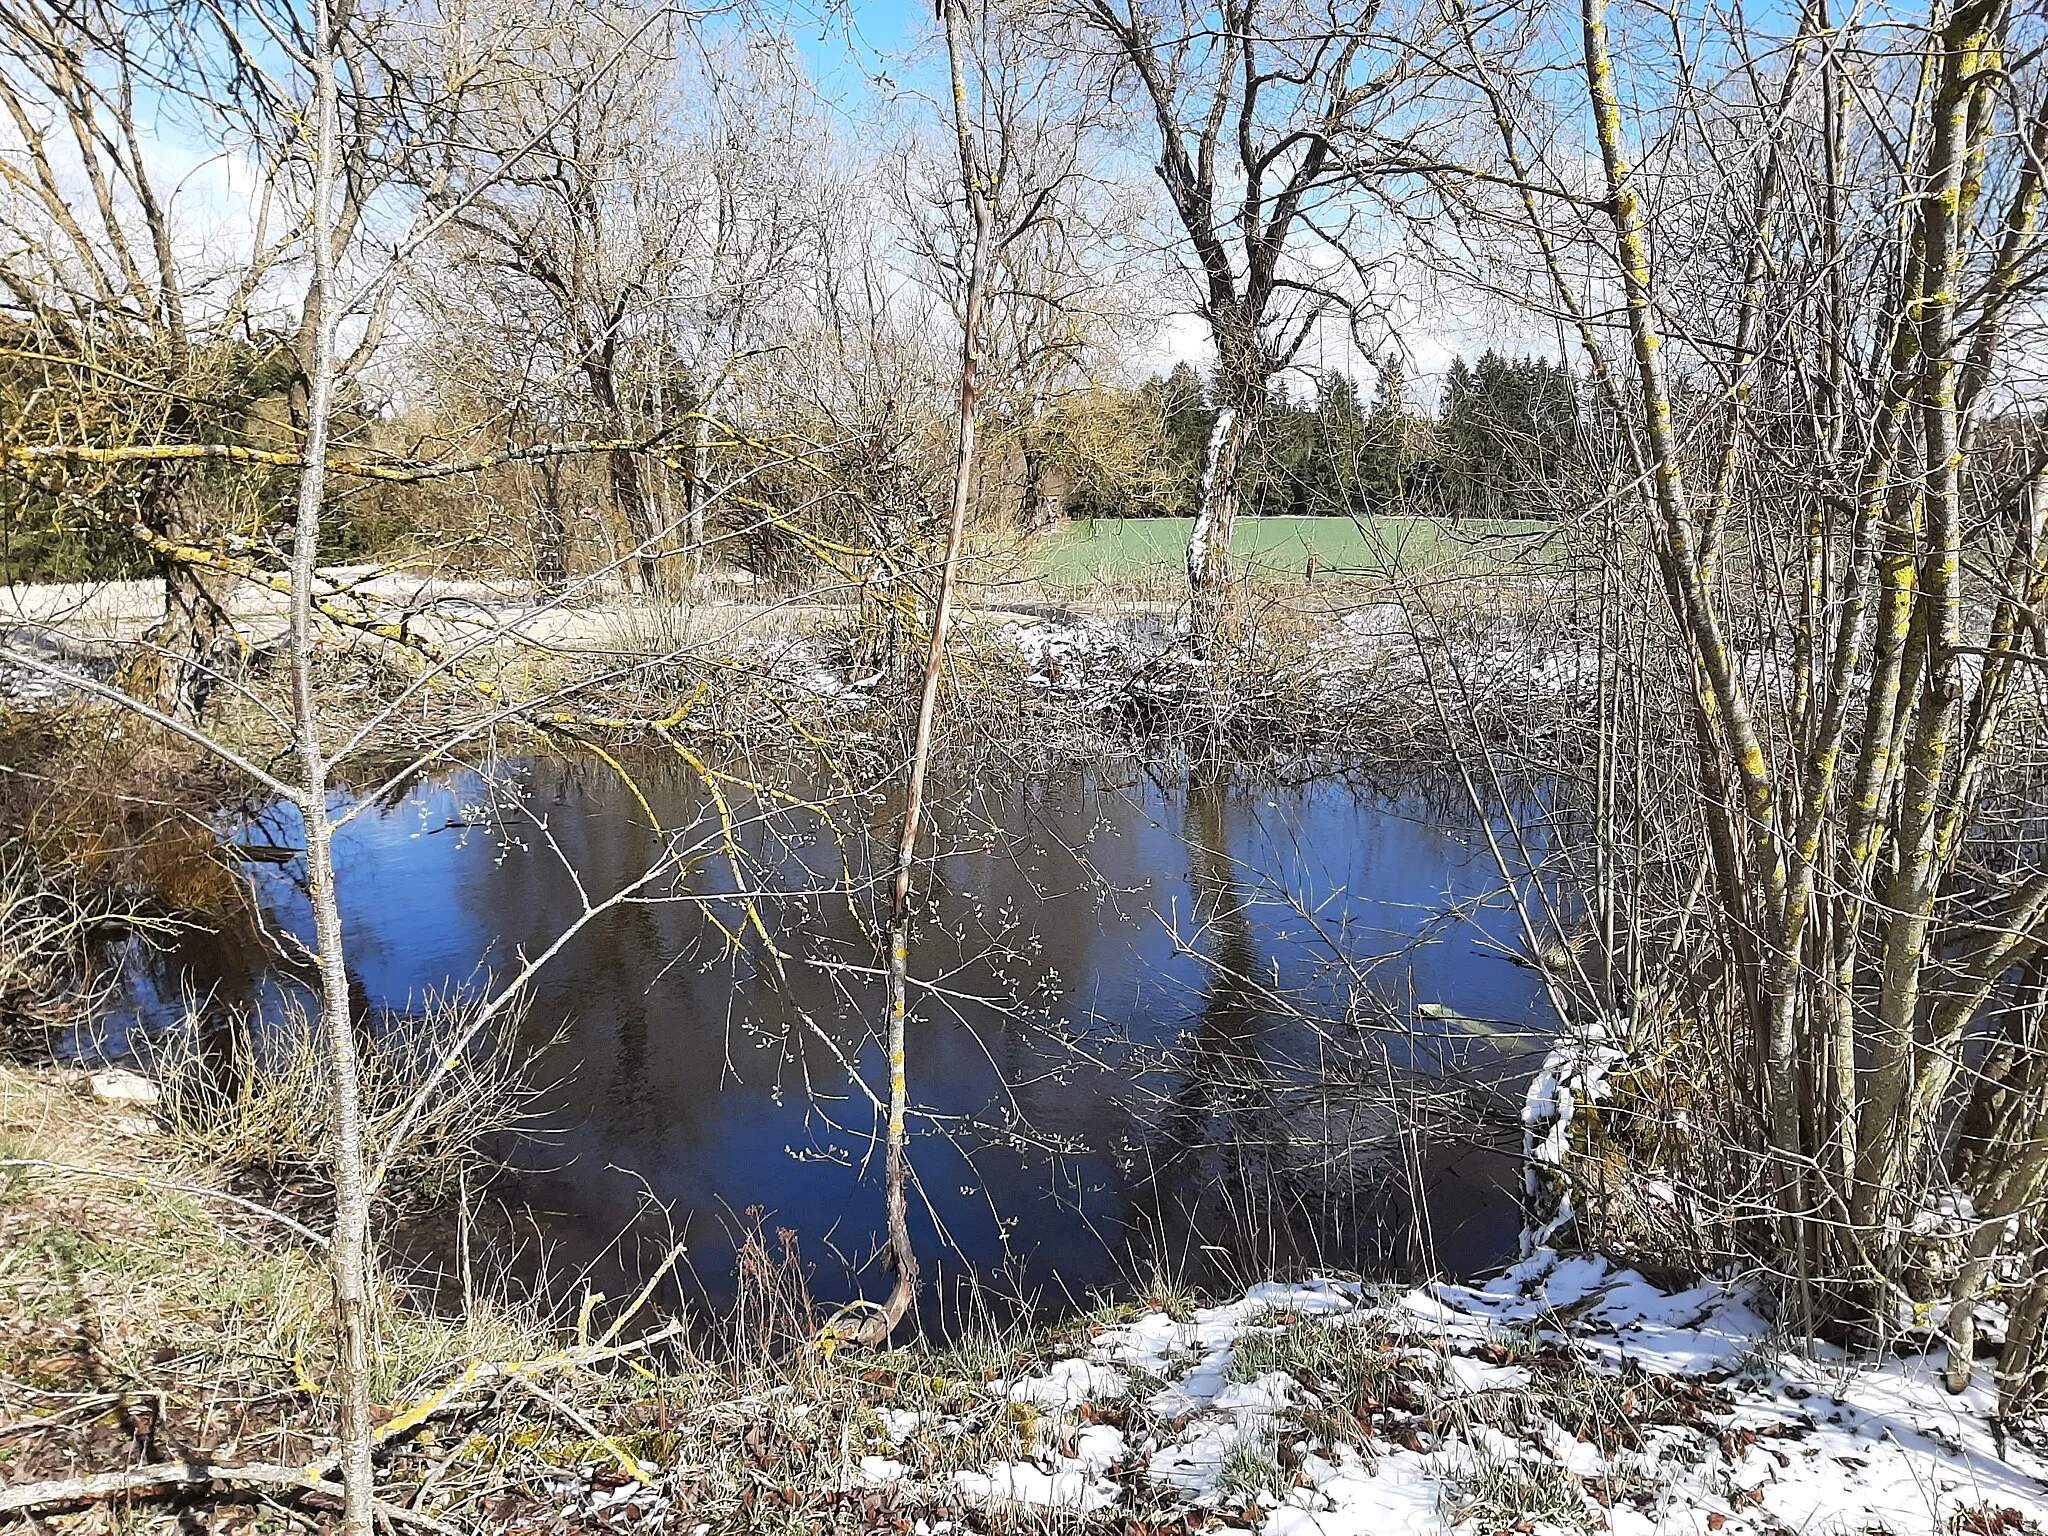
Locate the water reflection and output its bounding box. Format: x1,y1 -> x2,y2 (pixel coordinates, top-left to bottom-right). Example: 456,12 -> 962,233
98,757 -> 1550,1321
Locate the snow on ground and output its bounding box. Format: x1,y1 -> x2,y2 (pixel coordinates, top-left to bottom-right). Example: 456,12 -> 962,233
0,585 -> 1597,720
0,654 -> 77,708
878,1258 -> 2048,1533
0,625 -> 111,708
983,604 -> 1599,718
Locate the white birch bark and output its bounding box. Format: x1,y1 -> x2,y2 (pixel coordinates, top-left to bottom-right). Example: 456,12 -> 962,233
1185,405 -> 1237,591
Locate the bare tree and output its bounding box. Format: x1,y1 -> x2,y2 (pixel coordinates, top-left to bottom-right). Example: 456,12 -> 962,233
671,47 -> 827,576
419,3 -> 823,592
283,6 -> 376,1522
892,8 -> 1153,532
2,4 -> 748,1526
433,5 -> 684,589
1068,0 -> 1446,637
0,0 -> 310,710
1460,0 -> 2048,1407
847,0 -> 999,1348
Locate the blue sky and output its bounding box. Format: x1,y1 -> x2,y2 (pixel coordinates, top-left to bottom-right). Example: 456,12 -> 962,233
786,1 -> 930,115
95,0 -> 1547,396
765,1 -> 1555,393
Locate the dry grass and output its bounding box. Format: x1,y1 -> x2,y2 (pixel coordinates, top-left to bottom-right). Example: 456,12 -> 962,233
0,707 -> 243,920
140,991 -> 551,1213
0,1061 -> 547,1380
0,1064 -> 1174,1534
0,849 -> 117,1044
0,1063 -> 554,1513
0,1060 -> 1728,1536
0,707 -> 242,1059
1,1062 -> 342,1483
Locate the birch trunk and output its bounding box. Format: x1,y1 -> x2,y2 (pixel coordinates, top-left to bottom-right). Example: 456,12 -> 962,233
1186,401 -> 1252,649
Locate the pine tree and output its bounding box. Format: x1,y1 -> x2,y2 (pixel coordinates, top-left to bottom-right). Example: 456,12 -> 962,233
1240,377 -> 1319,517
1130,363 -> 1216,516
1359,359 -> 1411,510
1305,371 -> 1369,516
1436,351 -> 1581,519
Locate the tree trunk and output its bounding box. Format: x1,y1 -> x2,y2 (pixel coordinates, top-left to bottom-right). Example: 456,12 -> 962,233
1019,392 -> 1064,531
1020,439 -> 1047,530
605,444 -> 659,593
289,16 -> 376,1532
855,0 -> 993,1349
134,486 -> 238,719
686,408 -> 712,587
534,456 -> 568,596
1186,399 -> 1254,647
583,358 -> 658,592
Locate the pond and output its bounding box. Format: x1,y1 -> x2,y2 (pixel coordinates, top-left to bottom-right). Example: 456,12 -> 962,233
91,756 -> 1556,1326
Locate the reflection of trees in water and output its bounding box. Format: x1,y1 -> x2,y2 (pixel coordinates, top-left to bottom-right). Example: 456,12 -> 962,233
1140,770 -> 1422,1284
1152,770 -> 1267,1168
123,756 -> 1522,1314
599,898 -> 658,1136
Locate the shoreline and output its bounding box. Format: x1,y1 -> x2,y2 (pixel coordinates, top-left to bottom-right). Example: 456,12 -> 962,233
6,1059 -> 2042,1534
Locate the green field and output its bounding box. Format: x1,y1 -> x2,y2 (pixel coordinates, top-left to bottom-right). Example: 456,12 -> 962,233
1035,515 -> 1556,585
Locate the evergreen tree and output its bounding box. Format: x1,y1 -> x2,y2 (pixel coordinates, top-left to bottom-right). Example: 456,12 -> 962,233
1130,362 -> 1215,517
1241,377 -> 1320,517
1436,350 -> 1580,520
1358,359 -> 1412,510
1305,371 -> 1369,516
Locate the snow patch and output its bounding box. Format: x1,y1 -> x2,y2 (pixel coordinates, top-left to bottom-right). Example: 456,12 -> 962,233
1004,1357 -> 1131,1408
919,1256 -> 2048,1535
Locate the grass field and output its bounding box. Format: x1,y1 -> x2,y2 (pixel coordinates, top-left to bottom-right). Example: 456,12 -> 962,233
1035,515 -> 1558,585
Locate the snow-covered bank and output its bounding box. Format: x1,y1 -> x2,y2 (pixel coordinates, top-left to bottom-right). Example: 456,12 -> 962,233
706,599 -> 1592,726
863,1255 -> 2048,1534
982,602 -> 1599,721
0,580 -> 1590,734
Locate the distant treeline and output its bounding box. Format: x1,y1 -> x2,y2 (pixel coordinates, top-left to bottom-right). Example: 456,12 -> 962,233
1048,352 -> 1585,523
2,335 -> 1586,587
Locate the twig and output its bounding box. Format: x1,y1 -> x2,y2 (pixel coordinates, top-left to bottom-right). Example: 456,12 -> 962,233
0,1159 -> 329,1247
0,643 -> 300,803
0,1460 -> 458,1533
0,1394 -> 126,1436
498,1373 -> 645,1485
369,1319 -> 688,1449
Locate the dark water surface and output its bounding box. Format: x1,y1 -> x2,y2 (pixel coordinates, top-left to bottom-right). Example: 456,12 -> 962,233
99,758 -> 1553,1322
